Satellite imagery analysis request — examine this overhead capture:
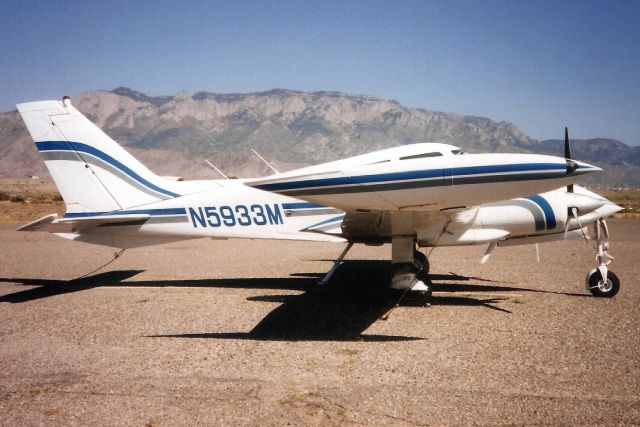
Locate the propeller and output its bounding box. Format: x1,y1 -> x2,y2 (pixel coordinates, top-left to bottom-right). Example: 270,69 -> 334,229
563,127 -> 589,243
564,127 -> 578,192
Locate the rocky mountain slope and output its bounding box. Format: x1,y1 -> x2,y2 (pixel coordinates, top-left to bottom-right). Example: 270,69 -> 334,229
529,138 -> 640,186
0,87 -> 637,185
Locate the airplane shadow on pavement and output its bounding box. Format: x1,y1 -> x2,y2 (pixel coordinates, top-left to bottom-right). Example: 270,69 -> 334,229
0,260 -> 584,341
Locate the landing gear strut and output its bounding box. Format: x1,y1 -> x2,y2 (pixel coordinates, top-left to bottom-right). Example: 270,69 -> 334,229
318,242 -> 354,285
391,236 -> 431,304
586,218 -> 619,298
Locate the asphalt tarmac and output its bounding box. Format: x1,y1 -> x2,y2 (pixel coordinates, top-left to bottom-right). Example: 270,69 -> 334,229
0,220 -> 639,425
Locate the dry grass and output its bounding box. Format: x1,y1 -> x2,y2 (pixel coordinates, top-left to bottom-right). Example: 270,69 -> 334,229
595,187 -> 640,219
0,179 -> 64,224
0,201 -> 64,224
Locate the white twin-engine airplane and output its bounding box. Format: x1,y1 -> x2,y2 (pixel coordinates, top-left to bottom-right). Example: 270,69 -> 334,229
17,97 -> 623,302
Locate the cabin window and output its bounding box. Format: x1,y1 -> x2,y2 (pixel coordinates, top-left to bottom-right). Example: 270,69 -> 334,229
399,152 -> 443,160
452,149 -> 465,155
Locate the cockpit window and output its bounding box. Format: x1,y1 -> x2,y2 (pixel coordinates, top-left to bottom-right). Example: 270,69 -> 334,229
452,149 -> 465,155
399,152 -> 443,160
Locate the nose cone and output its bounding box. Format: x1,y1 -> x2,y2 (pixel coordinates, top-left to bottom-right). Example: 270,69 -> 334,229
573,160 -> 603,175
565,192 -> 608,214
598,201 -> 624,217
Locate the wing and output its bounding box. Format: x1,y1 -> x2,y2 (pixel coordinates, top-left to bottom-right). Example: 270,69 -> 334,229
245,145 -> 600,212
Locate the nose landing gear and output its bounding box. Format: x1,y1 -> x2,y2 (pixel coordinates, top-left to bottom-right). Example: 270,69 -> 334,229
586,218 -> 619,298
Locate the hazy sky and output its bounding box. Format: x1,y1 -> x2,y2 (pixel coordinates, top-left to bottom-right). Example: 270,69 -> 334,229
1,0 -> 638,144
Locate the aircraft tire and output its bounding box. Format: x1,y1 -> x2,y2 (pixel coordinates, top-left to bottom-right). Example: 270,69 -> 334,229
587,270 -> 620,298
401,289 -> 432,306
413,250 -> 429,274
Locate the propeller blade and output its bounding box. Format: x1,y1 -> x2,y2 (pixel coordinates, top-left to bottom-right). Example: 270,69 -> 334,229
565,127 -> 575,192
535,243 -> 540,264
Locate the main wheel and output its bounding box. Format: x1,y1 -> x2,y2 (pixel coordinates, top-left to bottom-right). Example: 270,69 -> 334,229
413,250 -> 430,274
402,288 -> 432,306
586,269 -> 620,298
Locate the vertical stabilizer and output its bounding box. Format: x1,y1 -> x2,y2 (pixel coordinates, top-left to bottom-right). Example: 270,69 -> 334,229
17,98 -> 180,215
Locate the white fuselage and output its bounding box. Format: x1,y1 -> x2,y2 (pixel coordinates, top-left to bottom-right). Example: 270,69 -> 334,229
59,143 -> 611,250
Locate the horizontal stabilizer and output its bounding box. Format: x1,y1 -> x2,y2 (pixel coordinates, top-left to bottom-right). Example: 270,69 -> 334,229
16,213 -> 60,232
17,213 -> 150,233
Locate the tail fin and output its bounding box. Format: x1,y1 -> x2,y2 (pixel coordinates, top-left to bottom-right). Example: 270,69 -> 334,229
17,98 -> 181,214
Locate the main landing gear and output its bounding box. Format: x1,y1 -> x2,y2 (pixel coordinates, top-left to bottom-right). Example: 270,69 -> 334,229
391,236 -> 432,305
319,237 -> 432,305
586,218 -> 620,298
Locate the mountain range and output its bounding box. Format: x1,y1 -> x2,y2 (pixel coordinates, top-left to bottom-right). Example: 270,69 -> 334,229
1,87 -> 638,186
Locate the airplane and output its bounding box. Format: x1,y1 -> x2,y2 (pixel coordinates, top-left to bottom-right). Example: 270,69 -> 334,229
15,97 -> 623,303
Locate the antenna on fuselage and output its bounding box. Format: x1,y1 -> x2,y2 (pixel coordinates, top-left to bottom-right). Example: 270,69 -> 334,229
251,149 -> 279,174
203,159 -> 229,179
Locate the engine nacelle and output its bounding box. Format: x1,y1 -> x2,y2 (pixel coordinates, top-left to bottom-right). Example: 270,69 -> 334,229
565,193 -> 608,215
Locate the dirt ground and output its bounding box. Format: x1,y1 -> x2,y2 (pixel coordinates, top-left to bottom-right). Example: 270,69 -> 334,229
0,220 -> 639,426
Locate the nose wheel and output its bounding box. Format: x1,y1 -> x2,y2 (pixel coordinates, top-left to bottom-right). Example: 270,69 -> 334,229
586,269 -> 620,298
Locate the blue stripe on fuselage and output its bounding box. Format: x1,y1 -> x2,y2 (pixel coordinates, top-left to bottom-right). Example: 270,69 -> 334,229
525,195 -> 557,229
281,202 -> 326,209
63,208 -> 187,219
256,163 -> 567,192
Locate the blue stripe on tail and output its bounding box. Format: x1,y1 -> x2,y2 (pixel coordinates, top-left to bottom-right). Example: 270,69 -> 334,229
36,141 -> 180,198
